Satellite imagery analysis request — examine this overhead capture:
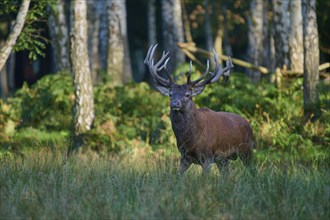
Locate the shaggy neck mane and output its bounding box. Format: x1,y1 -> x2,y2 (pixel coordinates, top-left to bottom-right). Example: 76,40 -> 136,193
170,103 -> 200,148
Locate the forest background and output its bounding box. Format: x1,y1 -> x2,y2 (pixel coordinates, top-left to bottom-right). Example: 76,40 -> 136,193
0,0 -> 329,219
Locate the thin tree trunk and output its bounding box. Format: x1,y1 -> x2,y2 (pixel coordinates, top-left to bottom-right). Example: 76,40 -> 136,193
273,0 -> 290,69
0,0 -> 31,71
161,0 -> 185,73
70,0 -> 94,152
181,0 -> 193,43
7,52 -> 15,94
247,0 -> 263,82
204,0 -> 213,52
302,0 -> 321,121
107,0 -> 132,85
289,0 -> 303,72
147,0 -> 157,45
48,0 -> 71,73
213,4 -> 224,63
0,40 -> 9,100
98,0 -> 108,71
87,0 -> 101,84
261,0 -> 275,72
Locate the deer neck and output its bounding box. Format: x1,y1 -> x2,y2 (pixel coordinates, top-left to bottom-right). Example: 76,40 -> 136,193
170,103 -> 200,147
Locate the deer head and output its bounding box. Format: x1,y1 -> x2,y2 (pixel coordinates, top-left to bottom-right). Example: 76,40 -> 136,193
144,44 -> 234,112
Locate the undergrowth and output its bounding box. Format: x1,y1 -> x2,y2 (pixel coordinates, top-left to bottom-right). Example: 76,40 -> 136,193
0,71 -> 329,163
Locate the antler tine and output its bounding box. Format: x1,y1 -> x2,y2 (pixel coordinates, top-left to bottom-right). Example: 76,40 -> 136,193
186,60 -> 193,84
195,50 -> 234,86
144,44 -> 173,87
210,56 -> 233,83
189,59 -> 210,86
221,57 -> 233,82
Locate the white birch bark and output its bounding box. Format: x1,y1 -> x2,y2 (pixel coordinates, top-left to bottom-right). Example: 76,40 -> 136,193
48,0 -> 71,72
302,0 -> 320,120
0,0 -> 31,71
289,0 -> 303,72
71,0 -> 94,150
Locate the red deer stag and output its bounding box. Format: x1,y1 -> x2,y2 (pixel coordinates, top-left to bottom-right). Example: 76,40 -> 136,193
144,44 -> 253,175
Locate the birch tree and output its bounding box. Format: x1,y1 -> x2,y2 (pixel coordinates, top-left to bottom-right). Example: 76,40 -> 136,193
48,0 -> 71,72
70,0 -> 94,151
302,0 -> 321,121
247,0 -> 263,82
0,0 -> 31,71
289,0 -> 303,72
161,0 -> 185,73
107,0 -> 132,85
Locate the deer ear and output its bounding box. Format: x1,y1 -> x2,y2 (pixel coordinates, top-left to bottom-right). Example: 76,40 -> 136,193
154,84 -> 170,96
192,84 -> 206,97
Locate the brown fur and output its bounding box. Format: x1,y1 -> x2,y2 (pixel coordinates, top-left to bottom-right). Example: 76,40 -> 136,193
144,44 -> 252,175
169,89 -> 253,175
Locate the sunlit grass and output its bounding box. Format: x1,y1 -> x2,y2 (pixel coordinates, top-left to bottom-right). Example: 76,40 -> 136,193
1,151 -> 329,219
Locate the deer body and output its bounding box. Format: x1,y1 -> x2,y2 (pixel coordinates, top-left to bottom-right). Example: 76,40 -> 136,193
144,45 -> 253,175
171,105 -> 253,173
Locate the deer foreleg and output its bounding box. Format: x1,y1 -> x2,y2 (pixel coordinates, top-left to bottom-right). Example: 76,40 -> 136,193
216,158 -> 229,176
178,158 -> 191,175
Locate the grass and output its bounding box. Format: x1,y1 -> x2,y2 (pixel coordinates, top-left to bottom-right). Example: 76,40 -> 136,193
1,150 -> 329,220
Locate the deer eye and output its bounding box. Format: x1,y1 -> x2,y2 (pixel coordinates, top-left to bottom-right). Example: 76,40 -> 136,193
169,93 -> 172,97
185,93 -> 191,98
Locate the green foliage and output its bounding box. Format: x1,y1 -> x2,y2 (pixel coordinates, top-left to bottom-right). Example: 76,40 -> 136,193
0,70 -> 329,163
6,71 -> 74,131
91,82 -> 174,153
0,0 -> 55,60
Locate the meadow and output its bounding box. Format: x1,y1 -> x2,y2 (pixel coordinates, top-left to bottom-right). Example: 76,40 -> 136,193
1,150 -> 329,220
0,72 -> 329,219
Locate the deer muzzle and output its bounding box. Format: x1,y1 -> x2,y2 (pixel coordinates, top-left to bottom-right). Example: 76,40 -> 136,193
170,100 -> 182,111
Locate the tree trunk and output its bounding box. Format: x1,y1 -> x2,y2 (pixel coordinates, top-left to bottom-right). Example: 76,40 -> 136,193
262,0 -> 275,72
0,0 -> 31,71
99,0 -> 108,71
273,0 -> 290,69
181,0 -> 193,43
48,0 -> 71,73
0,41 -> 9,99
204,0 -> 213,52
87,0 -> 101,84
70,0 -> 95,152
302,0 -> 321,121
247,0 -> 263,82
147,0 -> 157,45
289,0 -> 303,72
7,52 -> 16,94
213,3 -> 225,63
107,0 -> 132,85
161,0 -> 185,73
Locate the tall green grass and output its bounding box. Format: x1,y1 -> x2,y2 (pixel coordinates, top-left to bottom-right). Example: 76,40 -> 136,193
1,152 -> 329,219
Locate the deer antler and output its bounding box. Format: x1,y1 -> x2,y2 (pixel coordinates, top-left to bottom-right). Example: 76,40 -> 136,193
188,50 -> 234,86
144,44 -> 173,87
